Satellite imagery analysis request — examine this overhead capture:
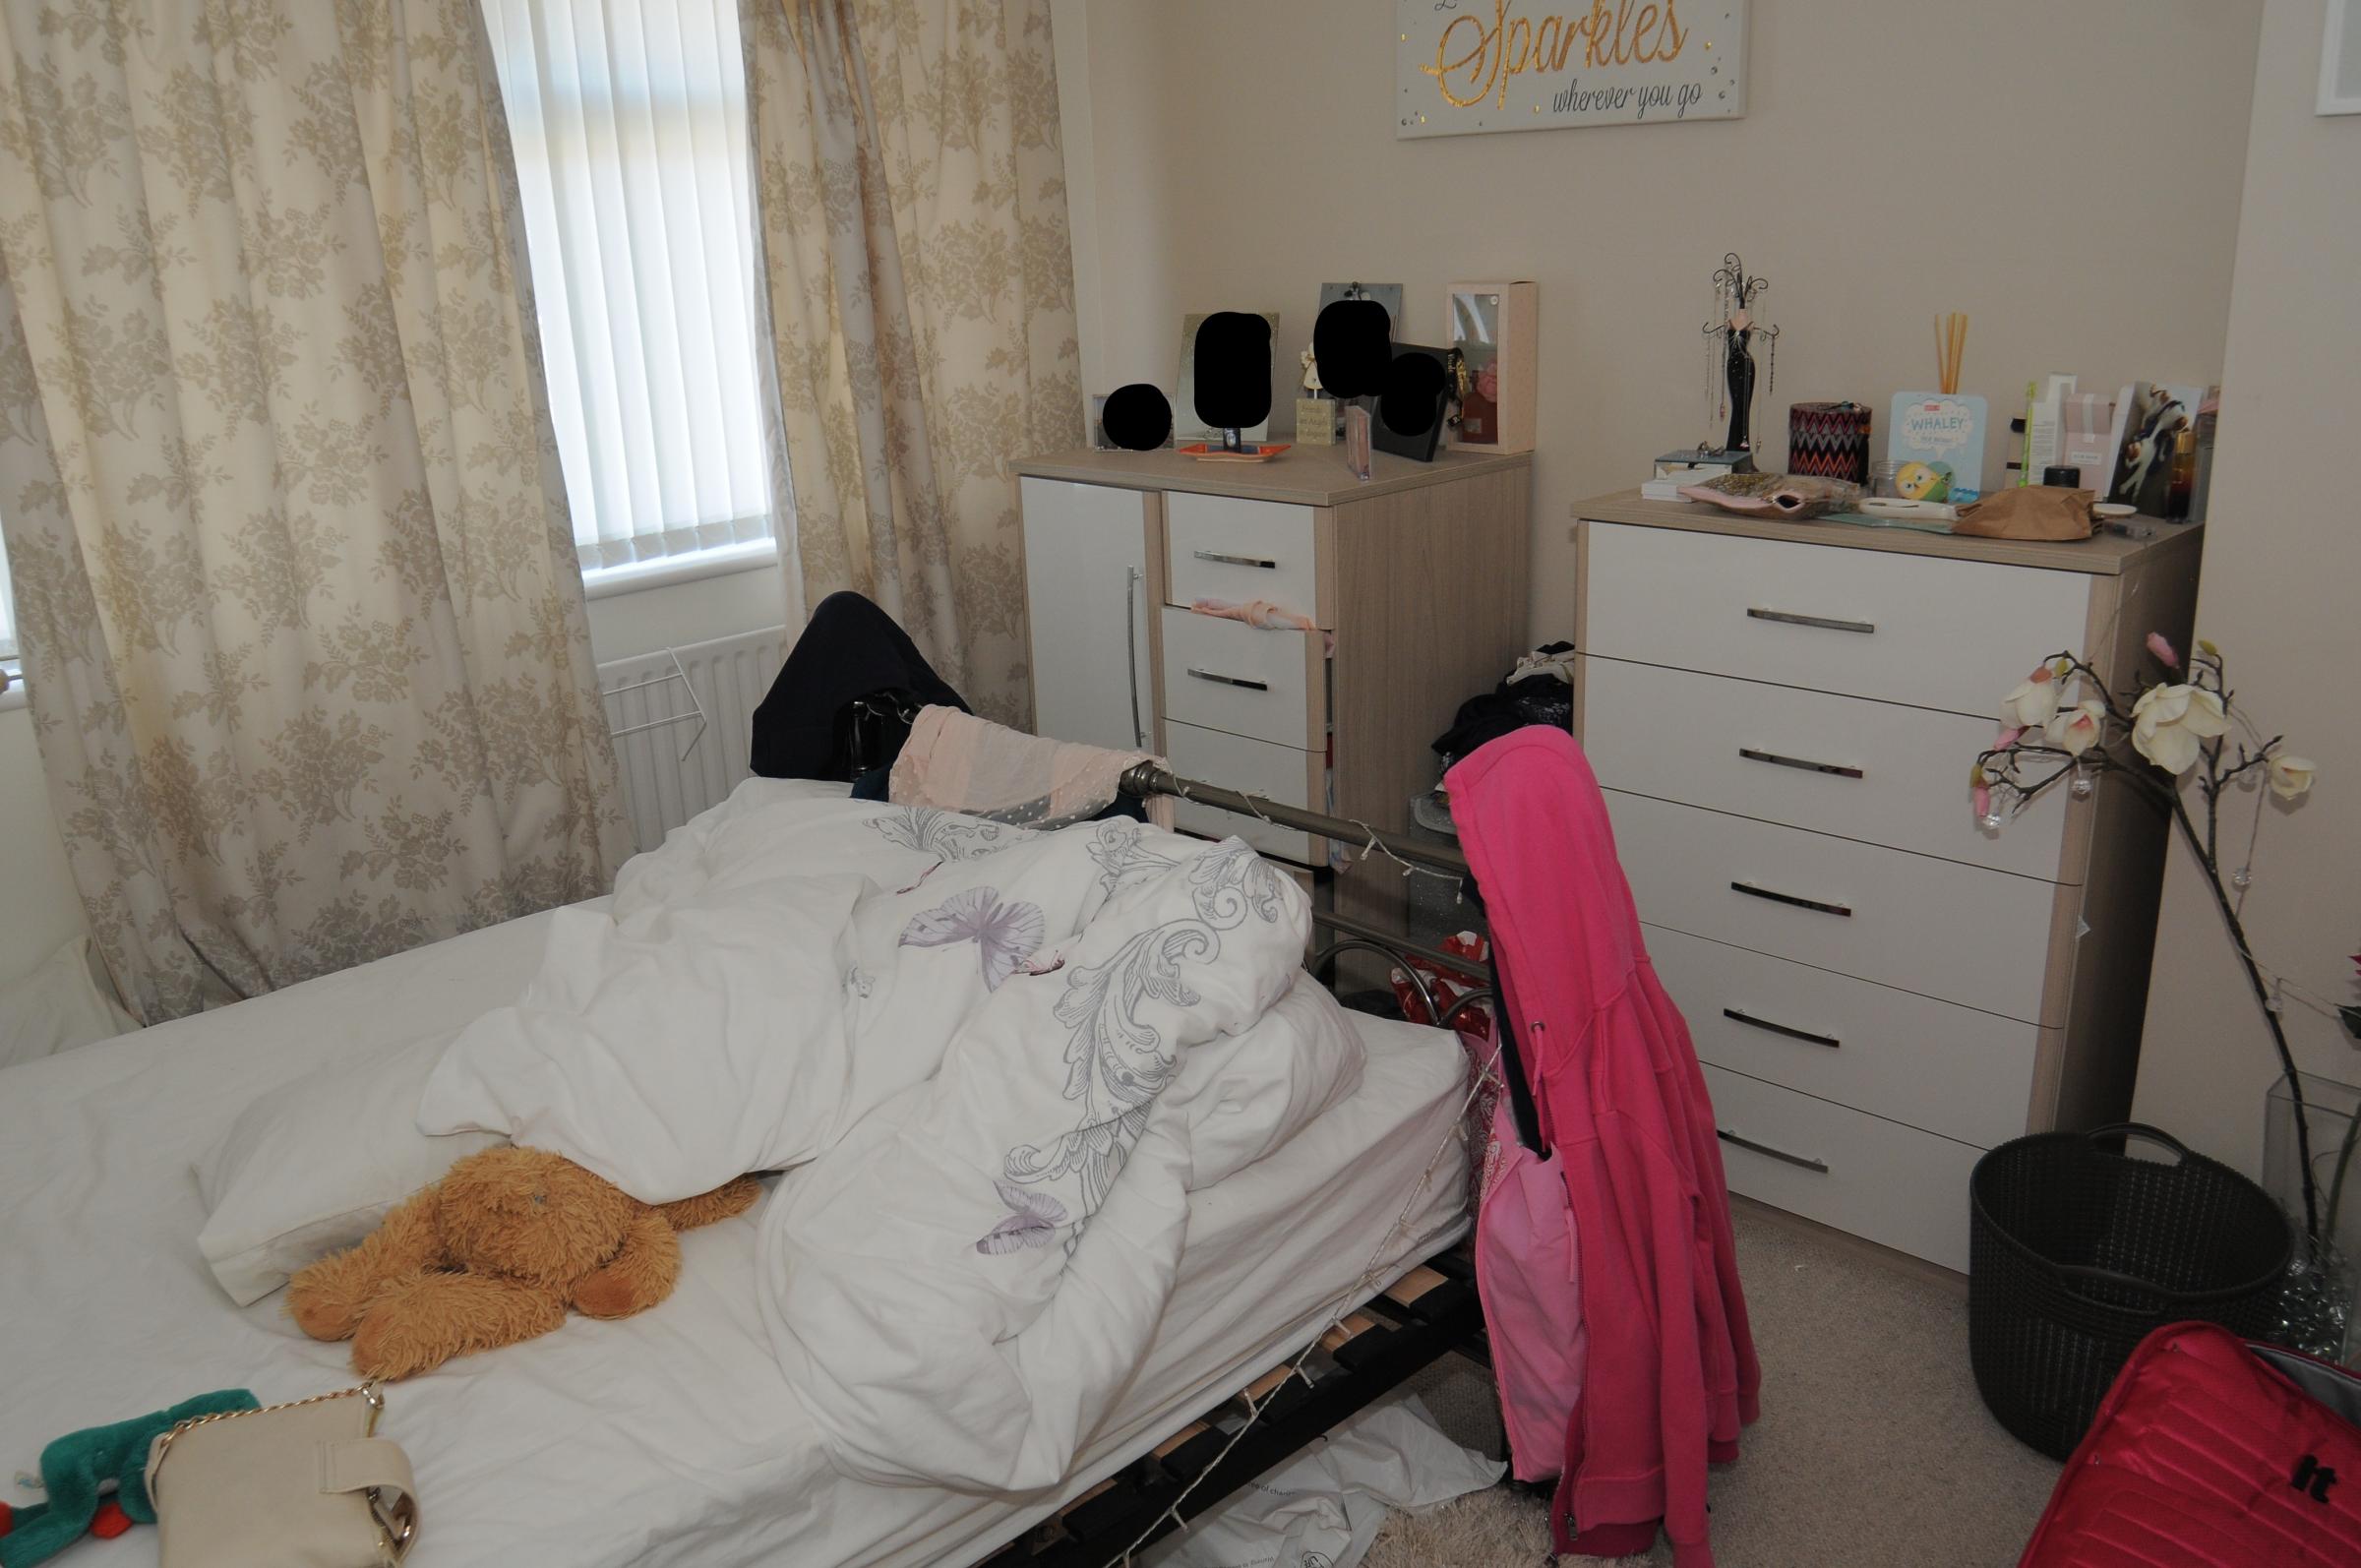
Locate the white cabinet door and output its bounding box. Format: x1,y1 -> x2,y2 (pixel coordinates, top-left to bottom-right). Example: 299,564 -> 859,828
1022,478 -> 1152,750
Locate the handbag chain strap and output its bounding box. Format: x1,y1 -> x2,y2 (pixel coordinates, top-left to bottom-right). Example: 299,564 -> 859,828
151,1381 -> 410,1562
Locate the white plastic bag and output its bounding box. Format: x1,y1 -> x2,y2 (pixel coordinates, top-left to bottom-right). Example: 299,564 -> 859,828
1142,1394 -> 1502,1568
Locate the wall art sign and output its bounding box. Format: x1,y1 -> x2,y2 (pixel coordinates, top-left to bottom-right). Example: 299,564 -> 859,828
1396,0 -> 1747,138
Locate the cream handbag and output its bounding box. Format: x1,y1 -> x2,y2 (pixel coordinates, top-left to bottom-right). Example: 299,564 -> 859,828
144,1382 -> 417,1567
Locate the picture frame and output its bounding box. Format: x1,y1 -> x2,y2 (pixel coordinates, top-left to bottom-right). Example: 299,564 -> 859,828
1175,312 -> 1277,447
1443,281 -> 1537,453
2325,0 -> 2361,115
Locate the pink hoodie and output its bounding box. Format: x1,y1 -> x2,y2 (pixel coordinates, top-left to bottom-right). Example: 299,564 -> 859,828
1450,727 -> 1760,1566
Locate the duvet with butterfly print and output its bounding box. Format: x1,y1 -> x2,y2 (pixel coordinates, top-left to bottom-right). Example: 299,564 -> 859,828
417,780 -> 1362,1490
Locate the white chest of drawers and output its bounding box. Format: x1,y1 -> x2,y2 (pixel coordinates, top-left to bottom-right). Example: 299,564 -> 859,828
1573,493 -> 2204,1270
1015,446 -> 1531,884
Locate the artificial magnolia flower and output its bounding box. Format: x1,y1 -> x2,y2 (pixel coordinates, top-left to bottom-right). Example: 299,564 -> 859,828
2130,683 -> 2229,774
2043,698 -> 2107,757
2146,632 -> 2180,670
2268,754 -> 2318,801
2002,666 -> 2061,729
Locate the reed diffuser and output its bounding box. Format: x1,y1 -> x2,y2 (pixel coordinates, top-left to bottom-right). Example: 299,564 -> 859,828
1935,311 -> 1969,395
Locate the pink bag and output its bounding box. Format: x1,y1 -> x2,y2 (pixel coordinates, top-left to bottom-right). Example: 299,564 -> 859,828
1473,1101 -> 1586,1482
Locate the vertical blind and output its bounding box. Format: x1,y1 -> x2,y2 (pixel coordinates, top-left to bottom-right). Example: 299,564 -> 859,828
0,522 -> 17,661
482,0 -> 773,573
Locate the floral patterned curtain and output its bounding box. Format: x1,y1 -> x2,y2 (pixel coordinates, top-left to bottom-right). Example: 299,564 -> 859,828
742,0 -> 1080,724
0,0 -> 633,1024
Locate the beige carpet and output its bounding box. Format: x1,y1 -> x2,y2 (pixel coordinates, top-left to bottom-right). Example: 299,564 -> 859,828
1363,1202 -> 2063,1567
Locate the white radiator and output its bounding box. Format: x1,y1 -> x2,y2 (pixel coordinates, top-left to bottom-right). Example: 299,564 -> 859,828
598,626 -> 788,853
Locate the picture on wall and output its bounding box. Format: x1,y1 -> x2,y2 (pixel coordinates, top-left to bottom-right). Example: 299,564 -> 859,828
1396,0 -> 1747,138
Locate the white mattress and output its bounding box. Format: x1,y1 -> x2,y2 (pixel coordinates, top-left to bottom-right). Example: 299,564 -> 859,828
0,905 -> 1470,1568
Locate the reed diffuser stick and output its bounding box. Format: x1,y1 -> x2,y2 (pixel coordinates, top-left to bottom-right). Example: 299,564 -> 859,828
1933,311 -> 1969,395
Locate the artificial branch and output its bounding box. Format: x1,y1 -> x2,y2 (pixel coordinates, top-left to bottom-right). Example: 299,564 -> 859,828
1976,639 -> 2328,1247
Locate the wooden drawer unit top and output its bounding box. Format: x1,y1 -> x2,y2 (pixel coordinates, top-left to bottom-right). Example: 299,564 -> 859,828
1582,655 -> 2071,880
1579,520 -> 2090,718
1605,789 -> 2057,1024
1650,926 -> 2041,1150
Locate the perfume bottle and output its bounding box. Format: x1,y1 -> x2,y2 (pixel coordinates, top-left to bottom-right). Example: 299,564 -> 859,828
2163,426 -> 2198,520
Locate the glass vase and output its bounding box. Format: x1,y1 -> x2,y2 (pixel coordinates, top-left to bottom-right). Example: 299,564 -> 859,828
2264,1072 -> 2361,1362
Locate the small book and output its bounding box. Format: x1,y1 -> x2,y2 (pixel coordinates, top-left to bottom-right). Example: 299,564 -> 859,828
1888,392 -> 1989,503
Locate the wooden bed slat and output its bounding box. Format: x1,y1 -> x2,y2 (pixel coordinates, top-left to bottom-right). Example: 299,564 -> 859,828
1239,1364 -> 1297,1410
1057,1478 -> 1115,1517
1383,1265 -> 1449,1305
1317,1312 -> 1380,1353
1152,1420 -> 1211,1459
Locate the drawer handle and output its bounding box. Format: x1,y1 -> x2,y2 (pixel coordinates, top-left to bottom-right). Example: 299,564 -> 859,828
1723,1007 -> 1842,1051
1192,549 -> 1279,570
1738,747 -> 1864,781
1186,667 -> 1270,692
1719,1128 -> 1830,1175
1747,607 -> 1876,635
1730,880 -> 1852,919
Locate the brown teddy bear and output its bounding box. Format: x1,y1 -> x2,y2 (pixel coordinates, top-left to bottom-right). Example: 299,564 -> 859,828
286,1145 -> 762,1380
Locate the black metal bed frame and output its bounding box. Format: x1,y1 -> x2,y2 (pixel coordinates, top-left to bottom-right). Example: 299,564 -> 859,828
975,765 -> 1524,1567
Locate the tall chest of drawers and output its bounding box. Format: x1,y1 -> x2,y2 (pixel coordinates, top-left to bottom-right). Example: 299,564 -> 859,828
1014,446 -> 1530,892
1572,493 -> 2205,1269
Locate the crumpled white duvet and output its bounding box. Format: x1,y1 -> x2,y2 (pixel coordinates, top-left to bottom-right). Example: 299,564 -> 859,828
420,783 -> 1364,1490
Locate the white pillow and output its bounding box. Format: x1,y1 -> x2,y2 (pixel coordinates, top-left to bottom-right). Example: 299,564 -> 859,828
195,1034 -> 504,1305
0,937 -> 138,1070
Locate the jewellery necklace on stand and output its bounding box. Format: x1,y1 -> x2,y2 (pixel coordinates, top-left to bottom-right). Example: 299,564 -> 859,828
1698,251 -> 1780,464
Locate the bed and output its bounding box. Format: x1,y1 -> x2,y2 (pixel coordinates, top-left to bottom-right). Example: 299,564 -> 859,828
0,792 -> 1474,1567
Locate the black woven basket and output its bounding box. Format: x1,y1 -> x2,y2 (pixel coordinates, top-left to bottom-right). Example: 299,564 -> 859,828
1968,1122 -> 2292,1461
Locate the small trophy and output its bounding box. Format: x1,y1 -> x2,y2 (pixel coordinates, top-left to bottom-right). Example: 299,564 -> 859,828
1295,348 -> 1341,446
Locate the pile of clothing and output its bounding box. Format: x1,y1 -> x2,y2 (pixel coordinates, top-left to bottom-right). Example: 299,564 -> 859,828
1411,640 -> 1576,836
750,591 -> 1159,826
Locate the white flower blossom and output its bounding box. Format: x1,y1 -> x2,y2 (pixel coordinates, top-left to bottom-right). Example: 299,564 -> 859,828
2129,684 -> 2229,774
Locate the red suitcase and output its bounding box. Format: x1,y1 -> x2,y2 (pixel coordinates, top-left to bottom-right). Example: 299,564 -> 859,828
2019,1321 -> 2361,1566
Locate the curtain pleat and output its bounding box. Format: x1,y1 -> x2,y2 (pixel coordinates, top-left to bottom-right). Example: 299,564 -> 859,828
0,0 -> 634,1022
741,0 -> 1082,725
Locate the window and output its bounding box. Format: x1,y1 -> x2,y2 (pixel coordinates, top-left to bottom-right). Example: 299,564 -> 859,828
483,0 -> 773,578
0,520 -> 19,665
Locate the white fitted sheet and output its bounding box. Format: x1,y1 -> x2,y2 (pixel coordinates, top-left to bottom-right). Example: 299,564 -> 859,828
0,905 -> 1469,1568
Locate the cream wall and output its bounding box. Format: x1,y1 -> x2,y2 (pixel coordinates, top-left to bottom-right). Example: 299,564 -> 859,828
2130,0 -> 2361,1174
1051,0 -> 2263,640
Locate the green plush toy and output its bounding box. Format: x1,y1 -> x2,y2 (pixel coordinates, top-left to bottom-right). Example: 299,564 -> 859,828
0,1391 -> 256,1568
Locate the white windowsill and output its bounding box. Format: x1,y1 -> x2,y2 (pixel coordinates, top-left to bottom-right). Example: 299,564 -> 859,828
0,669 -> 24,713
581,538 -> 778,600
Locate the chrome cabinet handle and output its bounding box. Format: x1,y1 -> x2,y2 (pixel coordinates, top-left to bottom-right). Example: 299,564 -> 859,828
1193,549 -> 1278,570
1723,1007 -> 1842,1050
1186,667 -> 1269,692
1738,747 -> 1864,780
1719,1128 -> 1830,1174
1730,880 -> 1852,919
1124,565 -> 1145,749
1747,607 -> 1876,635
